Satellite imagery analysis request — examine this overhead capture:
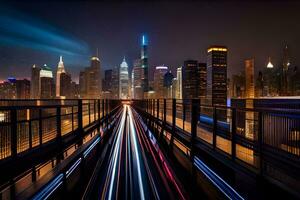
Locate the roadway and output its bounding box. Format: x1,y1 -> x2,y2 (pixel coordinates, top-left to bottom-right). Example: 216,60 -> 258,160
86,105 -> 188,200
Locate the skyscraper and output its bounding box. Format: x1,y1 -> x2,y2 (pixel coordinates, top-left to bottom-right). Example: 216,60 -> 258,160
102,68 -> 119,99
199,63 -> 207,98
89,56 -> 102,98
60,72 -> 72,98
281,45 -> 290,95
70,81 -> 79,99
16,79 -> 30,99
79,71 -> 87,98
79,56 -> 102,98
0,78 -> 16,99
103,69 -> 113,92
40,64 -> 54,99
163,71 -> 174,99
153,65 -> 168,98
231,73 -> 245,98
176,67 -> 182,99
119,57 -> 129,99
245,59 -> 255,98
182,60 -> 200,99
132,59 -> 143,99
207,46 -> 227,106
141,35 -> 148,96
30,64 -> 40,99
56,56 -> 66,97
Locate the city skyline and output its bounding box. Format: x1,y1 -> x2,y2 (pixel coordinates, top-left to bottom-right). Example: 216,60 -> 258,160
0,2 -> 299,200
1,1 -> 300,81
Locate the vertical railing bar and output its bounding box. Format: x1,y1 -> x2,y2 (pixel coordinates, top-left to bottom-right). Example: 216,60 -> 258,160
258,111 -> 263,175
56,107 -> 61,141
39,108 -> 43,146
11,109 -> 17,157
28,110 -> 32,149
213,107 -> 217,149
231,108 -> 236,160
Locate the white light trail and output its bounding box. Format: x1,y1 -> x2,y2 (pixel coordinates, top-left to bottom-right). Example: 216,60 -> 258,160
107,105 -> 127,199
128,106 -> 146,200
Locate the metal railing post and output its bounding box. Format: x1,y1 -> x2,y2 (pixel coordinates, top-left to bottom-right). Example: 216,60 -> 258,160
11,109 -> 17,157
71,106 -> 74,132
170,98 -> 176,149
106,99 -> 108,128
102,99 -> 105,119
39,108 -> 43,145
231,108 -> 236,160
94,99 -> 97,121
77,99 -> 83,145
157,99 -> 159,119
191,99 -> 199,159
29,115 -> 32,149
213,107 -> 217,149
97,99 -> 100,122
78,99 -> 83,130
56,107 -> 62,141
163,99 -> 166,124
258,111 -> 263,175
88,101 -> 91,124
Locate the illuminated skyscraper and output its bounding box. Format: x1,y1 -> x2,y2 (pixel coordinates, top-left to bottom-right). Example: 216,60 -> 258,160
163,70 -> 174,98
182,60 -> 199,99
56,56 -> 66,97
119,57 -> 129,99
79,71 -> 87,98
30,64 -> 40,99
103,68 -> 119,99
281,45 -> 290,95
132,59 -> 143,99
153,65 -> 168,98
0,78 -> 17,99
16,79 -> 30,99
79,56 -> 102,98
141,35 -> 148,96
40,64 -> 54,99
89,56 -> 102,98
60,72 -> 72,98
176,67 -> 182,99
245,59 -> 255,98
207,46 -> 227,106
199,63 -> 207,98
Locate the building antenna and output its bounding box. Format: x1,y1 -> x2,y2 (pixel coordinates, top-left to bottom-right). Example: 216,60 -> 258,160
96,48 -> 99,58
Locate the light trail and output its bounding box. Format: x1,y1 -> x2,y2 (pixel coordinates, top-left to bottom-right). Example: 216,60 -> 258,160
194,156 -> 244,200
106,105 -> 127,200
127,106 -> 146,200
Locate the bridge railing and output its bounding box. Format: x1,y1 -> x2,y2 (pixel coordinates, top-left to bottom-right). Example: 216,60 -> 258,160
135,98 -> 300,195
0,99 -> 120,161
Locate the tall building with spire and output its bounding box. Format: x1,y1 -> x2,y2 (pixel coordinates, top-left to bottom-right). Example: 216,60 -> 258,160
56,56 -> 66,97
141,35 -> 148,97
119,57 -> 129,99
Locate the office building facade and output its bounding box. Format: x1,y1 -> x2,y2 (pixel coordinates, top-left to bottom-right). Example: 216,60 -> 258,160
207,46 -> 228,106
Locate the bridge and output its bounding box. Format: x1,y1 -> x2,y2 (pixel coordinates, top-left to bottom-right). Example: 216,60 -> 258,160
0,99 -> 299,199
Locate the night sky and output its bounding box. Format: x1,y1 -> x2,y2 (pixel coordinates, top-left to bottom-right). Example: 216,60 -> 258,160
1,0 -> 300,82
